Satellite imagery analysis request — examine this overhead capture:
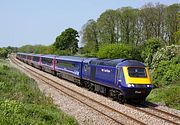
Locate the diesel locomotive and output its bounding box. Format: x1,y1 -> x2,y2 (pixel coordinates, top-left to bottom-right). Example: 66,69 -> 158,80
16,52 -> 152,103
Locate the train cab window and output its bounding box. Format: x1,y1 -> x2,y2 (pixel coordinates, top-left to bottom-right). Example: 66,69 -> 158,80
117,68 -> 123,83
84,64 -> 89,72
119,68 -> 123,80
128,67 -> 147,78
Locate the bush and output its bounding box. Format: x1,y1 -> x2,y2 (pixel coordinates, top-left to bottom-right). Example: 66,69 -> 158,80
147,85 -> 180,110
97,43 -> 142,60
0,48 -> 8,59
141,38 -> 162,67
152,57 -> 180,87
151,44 -> 180,69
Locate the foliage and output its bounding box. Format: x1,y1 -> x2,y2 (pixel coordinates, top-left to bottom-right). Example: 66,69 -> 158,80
81,19 -> 99,54
150,44 -> 180,69
0,60 -> 78,125
151,57 -> 180,88
118,7 -> 139,44
147,45 -> 180,109
97,9 -> 119,44
0,48 -> 8,59
0,100 -> 78,125
147,84 -> 180,110
97,43 -> 131,59
80,3 -> 180,55
53,28 -> 79,55
0,46 -> 18,59
18,45 -> 50,54
97,43 -> 142,60
6,46 -> 18,54
18,45 -> 34,53
141,38 -> 162,67
174,30 -> 180,44
165,4 -> 180,44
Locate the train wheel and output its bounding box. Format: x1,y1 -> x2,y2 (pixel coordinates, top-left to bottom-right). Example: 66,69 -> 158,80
117,93 -> 125,104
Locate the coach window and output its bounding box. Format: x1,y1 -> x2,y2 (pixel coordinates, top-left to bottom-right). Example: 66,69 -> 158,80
33,56 -> 39,62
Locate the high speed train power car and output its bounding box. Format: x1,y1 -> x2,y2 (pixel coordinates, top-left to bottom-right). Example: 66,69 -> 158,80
16,52 -> 152,103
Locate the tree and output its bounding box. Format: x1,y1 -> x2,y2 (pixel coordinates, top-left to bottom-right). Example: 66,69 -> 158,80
18,45 -> 49,54
81,19 -> 99,54
165,4 -> 180,45
18,45 -> 34,53
97,10 -> 120,44
0,48 -> 8,58
117,7 -> 139,44
54,28 -> 79,55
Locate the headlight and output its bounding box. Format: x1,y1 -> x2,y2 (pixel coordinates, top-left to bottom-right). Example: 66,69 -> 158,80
147,84 -> 152,87
127,84 -> 134,87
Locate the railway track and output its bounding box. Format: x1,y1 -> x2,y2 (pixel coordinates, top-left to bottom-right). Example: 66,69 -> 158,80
10,55 -> 147,125
10,55 -> 180,125
125,103 -> 180,125
145,102 -> 180,119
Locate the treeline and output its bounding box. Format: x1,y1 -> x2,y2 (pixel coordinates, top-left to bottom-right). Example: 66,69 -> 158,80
18,28 -> 79,56
79,3 -> 180,69
81,3 -> 180,55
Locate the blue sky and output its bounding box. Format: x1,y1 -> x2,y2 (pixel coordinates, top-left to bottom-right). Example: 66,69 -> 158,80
0,0 -> 179,47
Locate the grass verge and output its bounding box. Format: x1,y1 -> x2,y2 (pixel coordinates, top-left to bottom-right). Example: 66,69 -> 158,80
147,84 -> 180,110
0,59 -> 79,125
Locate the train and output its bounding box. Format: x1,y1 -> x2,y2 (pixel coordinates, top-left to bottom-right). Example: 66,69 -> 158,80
16,52 -> 152,103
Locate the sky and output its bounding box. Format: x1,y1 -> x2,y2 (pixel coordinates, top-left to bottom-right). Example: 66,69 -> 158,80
0,0 -> 179,47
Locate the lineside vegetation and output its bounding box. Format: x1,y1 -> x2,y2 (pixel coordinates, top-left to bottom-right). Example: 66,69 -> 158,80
0,59 -> 78,125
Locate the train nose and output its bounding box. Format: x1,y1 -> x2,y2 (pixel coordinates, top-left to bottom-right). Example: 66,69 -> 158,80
123,87 -> 152,100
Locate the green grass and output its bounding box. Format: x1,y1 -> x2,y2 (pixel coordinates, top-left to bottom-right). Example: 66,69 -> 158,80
147,84 -> 180,110
0,59 -> 79,125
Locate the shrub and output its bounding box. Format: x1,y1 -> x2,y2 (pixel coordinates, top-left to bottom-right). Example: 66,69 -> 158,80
141,38 -> 162,67
151,44 -> 180,70
147,85 -> 180,110
97,43 -> 142,60
0,48 -> 8,59
152,57 -> 180,87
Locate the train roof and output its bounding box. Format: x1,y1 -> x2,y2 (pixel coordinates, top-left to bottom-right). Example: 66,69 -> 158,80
56,56 -> 86,62
32,54 -> 43,57
83,58 -> 97,63
41,54 -> 56,58
118,60 -> 145,67
90,59 -> 127,67
90,59 -> 145,67
17,52 -> 33,56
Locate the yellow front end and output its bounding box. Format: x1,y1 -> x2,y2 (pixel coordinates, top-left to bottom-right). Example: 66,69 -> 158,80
123,67 -> 151,85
